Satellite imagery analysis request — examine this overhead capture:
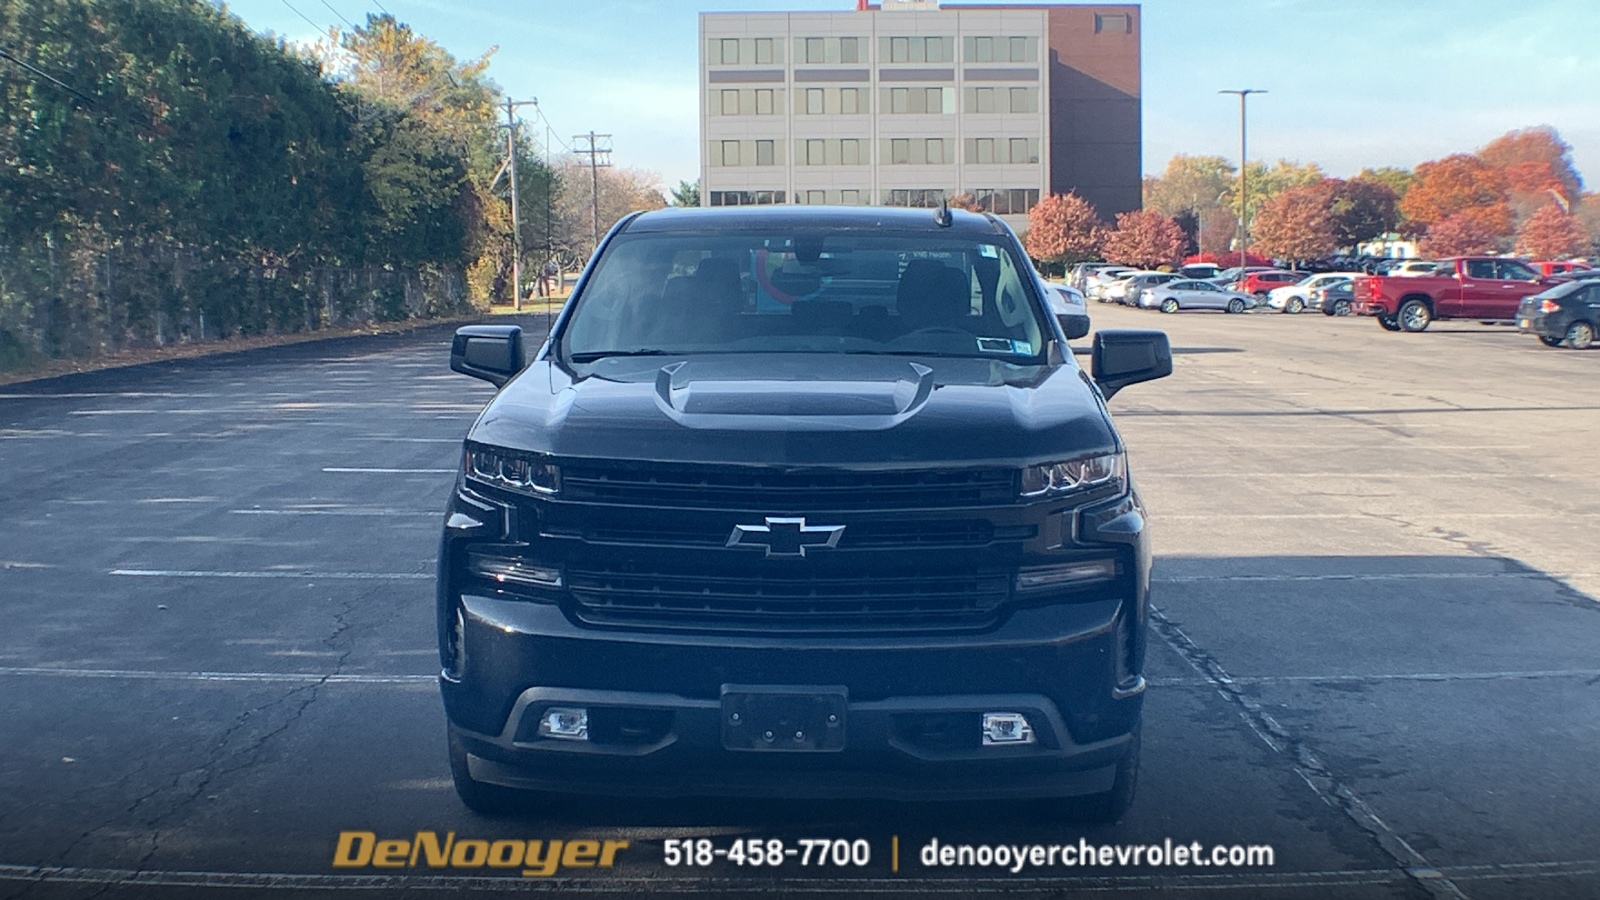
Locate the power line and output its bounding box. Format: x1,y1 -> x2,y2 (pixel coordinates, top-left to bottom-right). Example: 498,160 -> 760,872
279,0 -> 329,34
319,0 -> 356,29
0,47 -> 94,104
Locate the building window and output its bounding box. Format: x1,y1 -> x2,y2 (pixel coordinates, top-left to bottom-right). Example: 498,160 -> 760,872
889,36 -> 910,62
755,89 -> 774,115
710,190 -> 786,207
973,36 -> 993,62
721,140 -> 741,167
719,38 -> 739,65
841,87 -> 860,114
807,139 -> 826,165
840,36 -> 860,63
974,138 -> 994,165
969,188 -> 1040,214
890,87 -> 908,114
841,189 -> 861,205
806,190 -> 825,205
1009,87 -> 1033,113
970,87 -> 996,114
1095,13 -> 1131,34
890,138 -> 910,164
923,36 -> 945,62
721,89 -> 739,116
756,140 -> 775,166
806,88 -> 824,115
884,189 -> 942,208
1009,36 -> 1029,61
1009,138 -> 1029,164
805,37 -> 825,63
926,138 -> 945,165
840,139 -> 861,165
924,88 -> 941,114
754,38 -> 773,64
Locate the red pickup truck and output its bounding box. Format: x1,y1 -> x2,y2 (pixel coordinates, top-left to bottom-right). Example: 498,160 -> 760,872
1352,257 -> 1565,332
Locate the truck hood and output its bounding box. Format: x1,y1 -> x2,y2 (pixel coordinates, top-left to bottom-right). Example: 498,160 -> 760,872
466,353 -> 1120,467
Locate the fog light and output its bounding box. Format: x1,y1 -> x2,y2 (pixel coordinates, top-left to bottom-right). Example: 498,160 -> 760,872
537,707 -> 588,740
467,553 -> 562,588
1015,559 -> 1117,592
981,712 -> 1035,745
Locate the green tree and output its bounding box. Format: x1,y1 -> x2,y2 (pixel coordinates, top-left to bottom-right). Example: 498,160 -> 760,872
669,179 -> 701,207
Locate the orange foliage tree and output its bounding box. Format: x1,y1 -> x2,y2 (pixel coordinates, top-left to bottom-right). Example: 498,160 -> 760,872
1400,154 -> 1512,237
1023,192 -> 1103,270
1100,210 -> 1186,269
1477,126 -> 1583,212
1251,185 -> 1338,262
1515,206 -> 1591,260
1418,213 -> 1500,257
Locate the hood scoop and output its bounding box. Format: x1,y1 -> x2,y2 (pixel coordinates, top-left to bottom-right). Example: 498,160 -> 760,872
653,357 -> 934,424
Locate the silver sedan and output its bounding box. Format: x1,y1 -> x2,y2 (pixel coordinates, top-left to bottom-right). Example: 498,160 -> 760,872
1140,279 -> 1258,314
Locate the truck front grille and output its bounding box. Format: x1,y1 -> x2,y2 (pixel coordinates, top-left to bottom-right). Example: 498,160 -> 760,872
565,563 -> 1011,633
560,464 -> 1017,510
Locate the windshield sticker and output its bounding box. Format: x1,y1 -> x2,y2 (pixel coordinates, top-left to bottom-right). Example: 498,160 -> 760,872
976,337 -> 1022,354
978,244 -> 999,258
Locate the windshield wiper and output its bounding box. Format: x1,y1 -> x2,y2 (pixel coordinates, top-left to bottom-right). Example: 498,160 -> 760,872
568,349 -> 674,363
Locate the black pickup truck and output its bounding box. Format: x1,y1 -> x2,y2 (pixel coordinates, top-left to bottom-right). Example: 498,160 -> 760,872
437,206 -> 1171,821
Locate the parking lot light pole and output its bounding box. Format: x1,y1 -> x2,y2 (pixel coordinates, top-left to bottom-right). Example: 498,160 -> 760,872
1219,89 -> 1266,267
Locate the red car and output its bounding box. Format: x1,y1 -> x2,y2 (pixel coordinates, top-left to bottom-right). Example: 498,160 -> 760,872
1232,270 -> 1304,297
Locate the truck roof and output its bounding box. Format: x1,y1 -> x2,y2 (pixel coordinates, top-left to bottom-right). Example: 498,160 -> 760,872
620,205 -> 1009,236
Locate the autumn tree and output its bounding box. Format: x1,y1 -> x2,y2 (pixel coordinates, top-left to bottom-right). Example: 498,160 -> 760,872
1223,159 -> 1325,227
1515,206 -> 1591,260
1418,213 -> 1500,257
1251,185 -> 1337,263
1477,126 -> 1582,213
945,192 -> 984,212
1100,211 -> 1186,270
1401,154 -> 1512,242
1321,178 -> 1400,247
1142,154 -> 1235,218
1024,193 -> 1103,271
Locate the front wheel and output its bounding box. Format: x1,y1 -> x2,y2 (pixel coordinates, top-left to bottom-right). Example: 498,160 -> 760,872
1227,298 -> 1246,314
1378,314 -> 1401,331
1285,297 -> 1305,314
1330,299 -> 1351,317
1398,299 -> 1432,332
1565,321 -> 1595,350
1159,298 -> 1179,314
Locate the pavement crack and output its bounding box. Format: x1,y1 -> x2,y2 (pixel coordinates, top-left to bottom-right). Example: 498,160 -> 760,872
1149,604 -> 1470,900
1362,512 -> 1600,611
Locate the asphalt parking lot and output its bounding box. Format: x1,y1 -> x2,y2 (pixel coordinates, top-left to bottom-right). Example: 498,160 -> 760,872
0,305 -> 1596,900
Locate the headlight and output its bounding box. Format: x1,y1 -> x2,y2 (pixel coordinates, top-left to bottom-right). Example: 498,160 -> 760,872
1021,452 -> 1125,498
464,445 -> 560,496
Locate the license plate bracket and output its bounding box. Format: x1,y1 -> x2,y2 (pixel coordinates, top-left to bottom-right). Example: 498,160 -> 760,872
721,685 -> 847,752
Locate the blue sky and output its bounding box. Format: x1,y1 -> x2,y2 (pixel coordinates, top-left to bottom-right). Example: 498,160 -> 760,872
221,0 -> 1600,194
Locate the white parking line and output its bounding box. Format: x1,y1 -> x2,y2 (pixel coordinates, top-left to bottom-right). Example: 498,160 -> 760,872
1153,572 -> 1537,583
1147,668 -> 1600,687
109,569 -> 431,580
0,667 -> 434,684
230,508 -> 438,517
321,467 -> 455,474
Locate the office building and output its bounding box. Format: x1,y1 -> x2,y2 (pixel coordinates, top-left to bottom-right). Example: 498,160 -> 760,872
699,0 -> 1141,229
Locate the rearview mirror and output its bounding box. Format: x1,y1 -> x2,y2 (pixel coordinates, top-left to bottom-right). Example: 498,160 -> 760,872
1092,329 -> 1172,400
1057,312 -> 1091,340
450,325 -> 524,387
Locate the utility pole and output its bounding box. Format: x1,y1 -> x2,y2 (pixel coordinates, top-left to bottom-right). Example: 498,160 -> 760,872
572,132 -> 613,254
501,98 -> 537,310
1219,89 -> 1266,268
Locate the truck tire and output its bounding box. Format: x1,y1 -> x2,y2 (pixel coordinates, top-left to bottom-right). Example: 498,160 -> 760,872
1398,299 -> 1432,332
1567,321 -> 1595,350
448,725 -> 541,817
1378,315 -> 1401,331
1053,723 -> 1141,824
1285,296 -> 1305,314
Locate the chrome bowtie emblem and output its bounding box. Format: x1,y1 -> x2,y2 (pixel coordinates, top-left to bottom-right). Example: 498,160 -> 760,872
726,517 -> 846,558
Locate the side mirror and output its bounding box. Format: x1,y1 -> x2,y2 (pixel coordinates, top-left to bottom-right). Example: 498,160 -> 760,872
1057,312 -> 1091,340
450,325 -> 524,387
1092,329 -> 1172,400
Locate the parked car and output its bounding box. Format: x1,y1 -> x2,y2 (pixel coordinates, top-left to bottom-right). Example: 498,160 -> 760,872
1266,273 -> 1359,313
1043,281 -> 1092,339
1313,281 -> 1355,316
1179,262 -> 1220,280
1352,257 -> 1563,332
1517,278 -> 1599,349
437,205 -> 1172,821
1142,279 -> 1257,313
1388,260 -> 1440,277
1233,270 -> 1305,298
1068,262 -> 1122,292
1533,260 -> 1589,276
1109,272 -> 1182,306
1208,266 -> 1276,287
1086,267 -> 1137,301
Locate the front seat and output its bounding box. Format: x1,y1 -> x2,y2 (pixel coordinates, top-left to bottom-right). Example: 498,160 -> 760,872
895,260 -> 972,333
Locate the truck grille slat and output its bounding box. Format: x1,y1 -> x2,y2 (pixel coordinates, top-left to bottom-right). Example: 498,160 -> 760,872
561,465 -> 1017,509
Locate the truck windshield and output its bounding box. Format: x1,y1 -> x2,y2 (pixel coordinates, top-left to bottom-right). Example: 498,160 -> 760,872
561,232 -> 1048,362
